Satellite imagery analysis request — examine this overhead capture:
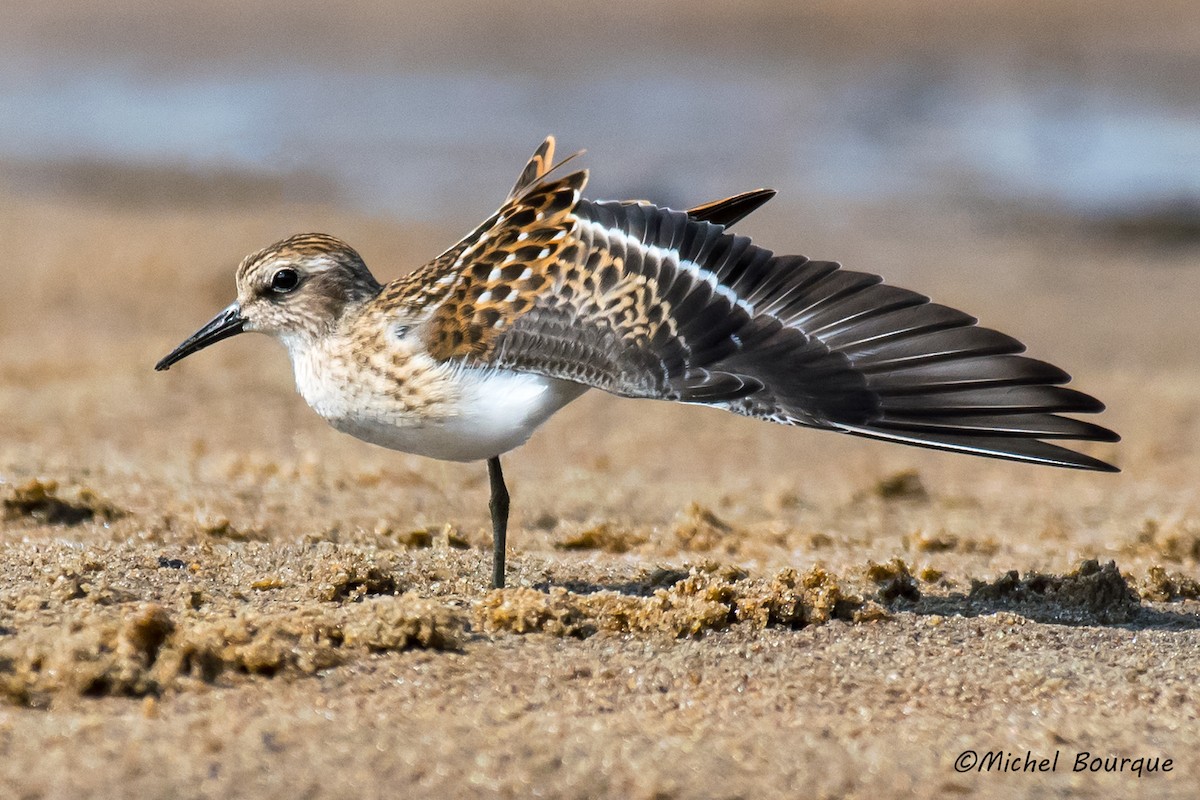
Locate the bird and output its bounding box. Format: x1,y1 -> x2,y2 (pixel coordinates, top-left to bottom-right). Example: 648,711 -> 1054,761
156,136 -> 1118,589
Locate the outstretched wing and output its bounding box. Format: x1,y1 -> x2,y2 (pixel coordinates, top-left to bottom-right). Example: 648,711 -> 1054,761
411,146 -> 1117,471
682,188 -> 775,227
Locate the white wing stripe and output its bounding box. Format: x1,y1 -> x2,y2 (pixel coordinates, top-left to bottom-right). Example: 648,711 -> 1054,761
577,219 -> 755,315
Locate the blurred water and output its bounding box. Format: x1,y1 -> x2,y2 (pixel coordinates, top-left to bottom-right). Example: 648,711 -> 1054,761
1,58 -> 1197,222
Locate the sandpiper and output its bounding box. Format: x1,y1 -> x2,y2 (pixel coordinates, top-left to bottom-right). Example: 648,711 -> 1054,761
157,137 -> 1118,588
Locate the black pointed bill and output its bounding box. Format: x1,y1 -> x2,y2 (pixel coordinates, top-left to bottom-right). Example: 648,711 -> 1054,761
155,302 -> 246,371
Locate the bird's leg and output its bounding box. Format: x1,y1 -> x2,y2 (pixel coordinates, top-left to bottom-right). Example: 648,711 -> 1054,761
487,456 -> 509,589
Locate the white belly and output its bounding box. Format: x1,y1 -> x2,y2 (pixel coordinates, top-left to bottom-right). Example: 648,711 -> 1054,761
298,358 -> 588,462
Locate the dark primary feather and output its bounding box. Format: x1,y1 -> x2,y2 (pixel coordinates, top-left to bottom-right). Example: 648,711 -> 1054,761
683,189 -> 776,227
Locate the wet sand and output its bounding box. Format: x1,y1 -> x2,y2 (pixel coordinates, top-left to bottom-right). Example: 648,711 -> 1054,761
2,2 -> 1200,798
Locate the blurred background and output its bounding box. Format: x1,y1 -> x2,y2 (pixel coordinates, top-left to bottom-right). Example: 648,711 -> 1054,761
2,0 -> 1198,230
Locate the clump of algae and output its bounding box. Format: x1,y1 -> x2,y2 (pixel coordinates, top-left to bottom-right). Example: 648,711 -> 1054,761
968,559 -> 1141,623
474,565 -> 871,638
1,554 -> 899,706
672,503 -> 737,552
342,595 -> 461,652
555,522 -> 648,554
307,552 -> 402,601
866,558 -> 922,603
871,469 -> 928,501
1127,518 -> 1200,562
192,514 -> 265,542
0,595 -> 464,706
1140,566 -> 1200,602
0,604 -> 180,704
3,478 -> 124,526
392,523 -> 471,550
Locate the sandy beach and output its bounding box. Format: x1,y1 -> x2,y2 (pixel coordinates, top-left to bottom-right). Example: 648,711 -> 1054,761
1,1 -> 1199,797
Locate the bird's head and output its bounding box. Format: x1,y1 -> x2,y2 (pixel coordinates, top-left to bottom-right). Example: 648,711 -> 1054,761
155,233 -> 382,371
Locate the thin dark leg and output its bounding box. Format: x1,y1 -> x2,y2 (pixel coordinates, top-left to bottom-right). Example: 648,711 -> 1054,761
487,456 -> 509,589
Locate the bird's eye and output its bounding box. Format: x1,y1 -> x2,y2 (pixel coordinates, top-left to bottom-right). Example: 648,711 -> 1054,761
270,268 -> 300,293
